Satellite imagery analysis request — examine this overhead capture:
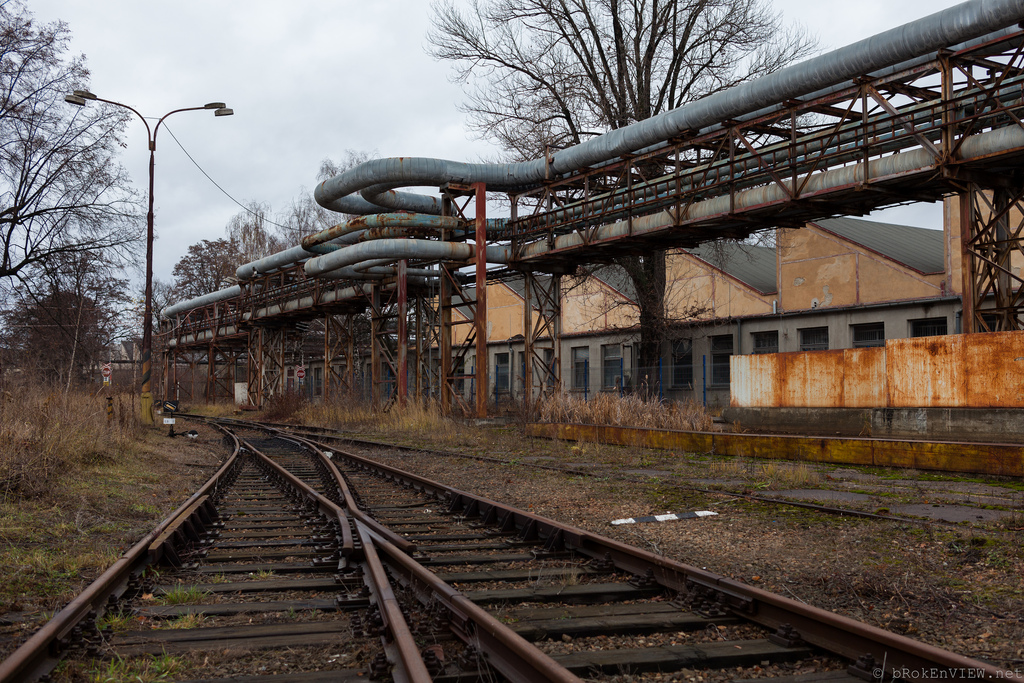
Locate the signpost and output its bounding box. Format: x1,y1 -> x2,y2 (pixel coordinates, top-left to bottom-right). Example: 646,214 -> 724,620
296,366 -> 305,382
101,363 -> 111,386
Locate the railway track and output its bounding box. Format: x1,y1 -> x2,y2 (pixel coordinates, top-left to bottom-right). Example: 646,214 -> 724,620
0,419 -> 1010,682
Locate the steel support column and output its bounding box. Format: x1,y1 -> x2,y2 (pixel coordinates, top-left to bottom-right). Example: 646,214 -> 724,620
246,327 -> 287,408
439,196 -> 457,415
324,313 -> 356,403
523,272 -> 562,413
367,284 -> 399,410
413,288 -> 441,403
473,183 -> 488,418
959,183 -> 1024,332
207,343 -> 240,403
397,260 -> 408,407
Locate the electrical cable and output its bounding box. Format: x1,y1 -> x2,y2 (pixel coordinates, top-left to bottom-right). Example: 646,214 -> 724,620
162,123 -> 292,231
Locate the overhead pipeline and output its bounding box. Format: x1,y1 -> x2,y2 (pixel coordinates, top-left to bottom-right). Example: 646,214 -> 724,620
314,0 -> 1024,214
163,0 -> 1024,321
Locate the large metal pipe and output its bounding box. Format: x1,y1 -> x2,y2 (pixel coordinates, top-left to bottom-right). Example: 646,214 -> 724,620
164,0 -> 1024,321
162,285 -> 241,318
315,0 -> 1024,214
303,239 -> 511,277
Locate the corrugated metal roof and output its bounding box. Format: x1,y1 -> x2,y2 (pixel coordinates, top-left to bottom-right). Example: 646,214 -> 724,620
688,242 -> 778,294
812,217 -> 944,274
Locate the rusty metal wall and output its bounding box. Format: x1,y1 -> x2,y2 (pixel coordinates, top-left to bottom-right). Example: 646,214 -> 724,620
731,330 -> 1024,408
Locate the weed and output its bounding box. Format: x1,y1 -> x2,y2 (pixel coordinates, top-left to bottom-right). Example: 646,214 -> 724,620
166,612 -> 205,629
156,585 -> 209,605
0,386 -> 142,500
89,654 -> 184,682
99,610 -> 136,634
538,392 -> 712,431
706,458 -> 822,489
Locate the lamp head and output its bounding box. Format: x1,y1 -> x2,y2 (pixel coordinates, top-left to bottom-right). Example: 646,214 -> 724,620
214,107 -> 233,117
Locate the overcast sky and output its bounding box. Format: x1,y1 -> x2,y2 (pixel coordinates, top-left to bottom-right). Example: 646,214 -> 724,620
29,0 -> 967,288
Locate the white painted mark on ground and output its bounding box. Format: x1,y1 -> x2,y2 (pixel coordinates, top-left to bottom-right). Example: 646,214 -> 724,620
610,510 -> 717,525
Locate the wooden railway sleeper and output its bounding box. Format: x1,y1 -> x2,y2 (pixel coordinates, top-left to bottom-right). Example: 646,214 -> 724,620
242,438 -> 432,682
683,576 -> 757,615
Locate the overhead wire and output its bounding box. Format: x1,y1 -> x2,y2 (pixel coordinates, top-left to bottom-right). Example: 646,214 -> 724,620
162,122 -> 292,231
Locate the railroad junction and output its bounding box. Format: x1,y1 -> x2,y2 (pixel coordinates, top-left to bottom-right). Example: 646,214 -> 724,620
2,417 -> 1021,682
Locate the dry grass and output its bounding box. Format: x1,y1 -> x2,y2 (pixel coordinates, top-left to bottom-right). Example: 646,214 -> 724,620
0,386 -> 142,500
706,457 -> 823,489
260,391 -> 308,422
297,398 -> 462,443
538,392 -> 712,431
0,384 -> 223,633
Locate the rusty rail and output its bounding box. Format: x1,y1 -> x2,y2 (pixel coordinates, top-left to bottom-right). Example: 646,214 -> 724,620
292,429 -> 1009,683
0,425 -> 243,683
243,439 -> 432,683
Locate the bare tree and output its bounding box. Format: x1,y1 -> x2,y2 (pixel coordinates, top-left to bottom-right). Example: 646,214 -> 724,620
0,251 -> 130,388
225,201 -> 283,264
171,238 -> 242,301
429,0 -> 814,368
0,1 -> 141,290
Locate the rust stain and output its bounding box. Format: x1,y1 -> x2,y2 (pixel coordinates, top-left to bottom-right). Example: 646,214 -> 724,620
525,423 -> 1024,478
734,330 -> 1024,410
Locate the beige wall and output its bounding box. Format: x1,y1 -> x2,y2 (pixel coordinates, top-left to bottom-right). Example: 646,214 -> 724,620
943,194 -> 1024,297
562,277 -> 638,335
666,251 -> 773,320
777,226 -> 944,311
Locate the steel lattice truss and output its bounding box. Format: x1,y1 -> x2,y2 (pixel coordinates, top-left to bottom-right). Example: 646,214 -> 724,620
504,32 -> 1024,269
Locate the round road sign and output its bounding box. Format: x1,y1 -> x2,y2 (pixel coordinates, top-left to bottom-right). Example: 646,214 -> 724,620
296,366 -> 305,380
102,363 -> 111,378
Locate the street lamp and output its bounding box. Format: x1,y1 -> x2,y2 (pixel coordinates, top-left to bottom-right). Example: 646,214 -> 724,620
65,90 -> 233,425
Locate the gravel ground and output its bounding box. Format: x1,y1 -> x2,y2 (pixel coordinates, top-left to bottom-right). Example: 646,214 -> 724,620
351,430 -> 1024,675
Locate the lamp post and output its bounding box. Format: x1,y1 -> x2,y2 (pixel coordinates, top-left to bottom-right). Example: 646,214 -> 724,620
65,90 -> 233,425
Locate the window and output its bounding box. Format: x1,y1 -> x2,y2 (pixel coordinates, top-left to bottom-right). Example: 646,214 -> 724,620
799,327 -> 829,351
980,312 -> 1000,332
910,317 -> 947,338
494,353 -> 510,393
602,344 -> 622,390
751,331 -> 779,355
672,340 -> 693,388
571,346 -> 589,390
710,335 -> 733,386
313,366 -> 323,396
852,322 -> 885,348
